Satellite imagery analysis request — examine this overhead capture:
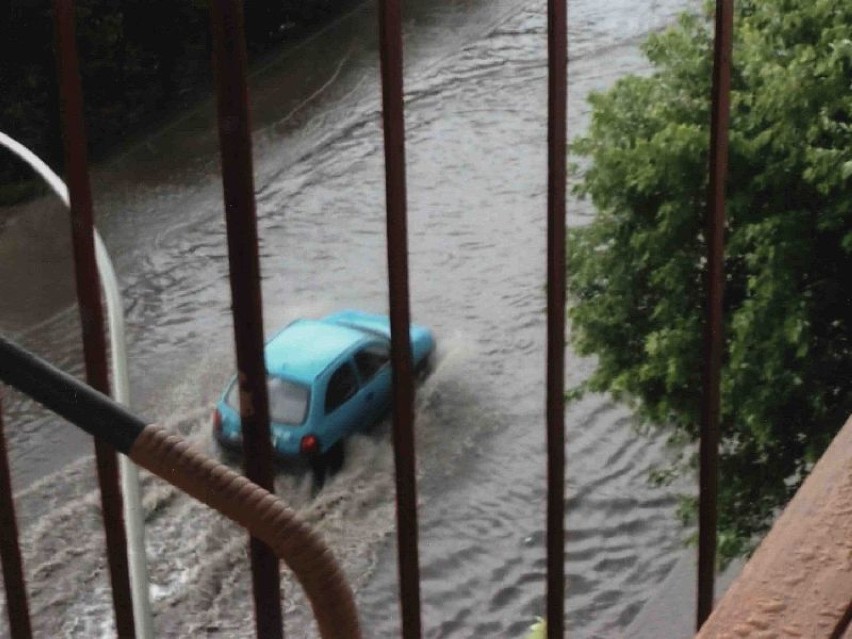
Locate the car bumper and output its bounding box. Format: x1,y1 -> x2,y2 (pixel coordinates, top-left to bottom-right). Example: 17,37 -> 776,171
214,429 -> 321,463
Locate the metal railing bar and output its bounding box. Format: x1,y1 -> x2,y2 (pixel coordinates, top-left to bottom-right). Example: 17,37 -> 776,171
697,0 -> 733,628
377,0 -> 422,637
0,397 -> 33,639
829,599 -> 852,639
0,336 -> 362,639
546,0 -> 568,635
0,128 -> 155,639
209,1 -> 283,637
52,1 -> 136,636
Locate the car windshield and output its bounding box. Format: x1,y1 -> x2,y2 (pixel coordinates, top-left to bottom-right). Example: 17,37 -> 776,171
226,376 -> 309,425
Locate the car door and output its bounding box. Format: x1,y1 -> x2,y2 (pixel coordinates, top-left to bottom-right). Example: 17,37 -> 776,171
353,340 -> 392,426
321,359 -> 362,446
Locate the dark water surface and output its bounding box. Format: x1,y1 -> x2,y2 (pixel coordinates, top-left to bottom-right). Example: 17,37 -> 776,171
0,0 -> 697,635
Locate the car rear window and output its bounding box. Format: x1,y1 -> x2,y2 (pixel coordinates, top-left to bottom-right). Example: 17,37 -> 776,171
227,376 -> 309,425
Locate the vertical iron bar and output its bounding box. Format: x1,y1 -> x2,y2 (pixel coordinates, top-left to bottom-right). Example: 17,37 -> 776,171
209,2 -> 283,638
546,0 -> 568,635
53,2 -> 136,636
0,396 -> 33,639
377,1 -> 422,637
697,0 -> 733,629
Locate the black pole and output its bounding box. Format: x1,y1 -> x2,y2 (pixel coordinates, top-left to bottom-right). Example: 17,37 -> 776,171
209,1 -> 283,636
697,0 -> 733,628
377,0 -> 423,636
546,0 -> 568,633
0,336 -> 146,453
0,396 -> 34,639
53,1 -> 136,633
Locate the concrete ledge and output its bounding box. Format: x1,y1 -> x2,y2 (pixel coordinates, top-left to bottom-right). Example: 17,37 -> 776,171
625,551 -> 742,639
696,415 -> 852,638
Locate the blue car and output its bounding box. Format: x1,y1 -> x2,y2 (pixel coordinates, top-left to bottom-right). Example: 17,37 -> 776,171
213,310 -> 434,473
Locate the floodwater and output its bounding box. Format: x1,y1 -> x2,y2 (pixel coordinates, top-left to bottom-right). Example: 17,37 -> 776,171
0,0 -> 698,635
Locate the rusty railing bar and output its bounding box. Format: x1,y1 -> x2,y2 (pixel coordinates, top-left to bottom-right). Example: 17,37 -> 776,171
209,1 -> 283,637
697,0 -> 733,628
377,0 -> 422,636
53,2 -> 136,635
0,396 -> 33,639
546,0 -> 568,634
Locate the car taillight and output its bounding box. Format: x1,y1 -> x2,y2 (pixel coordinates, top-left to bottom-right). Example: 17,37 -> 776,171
300,434 -> 318,455
212,409 -> 222,433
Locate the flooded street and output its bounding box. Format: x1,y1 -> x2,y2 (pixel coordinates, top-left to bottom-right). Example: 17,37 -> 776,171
0,0 -> 697,635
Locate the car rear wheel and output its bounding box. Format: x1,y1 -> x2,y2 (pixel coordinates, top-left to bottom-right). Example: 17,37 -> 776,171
310,440 -> 345,489
325,440 -> 345,474
213,438 -> 241,468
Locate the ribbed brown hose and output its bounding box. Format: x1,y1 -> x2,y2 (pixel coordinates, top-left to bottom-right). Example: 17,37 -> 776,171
128,425 -> 361,639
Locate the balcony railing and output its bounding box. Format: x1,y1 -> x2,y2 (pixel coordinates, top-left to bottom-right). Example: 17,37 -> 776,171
0,0 -> 847,637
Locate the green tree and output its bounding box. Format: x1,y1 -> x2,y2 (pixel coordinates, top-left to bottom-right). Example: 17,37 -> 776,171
568,0 -> 851,561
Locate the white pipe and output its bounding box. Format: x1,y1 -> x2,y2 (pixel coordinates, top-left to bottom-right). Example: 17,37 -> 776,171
0,131 -> 154,639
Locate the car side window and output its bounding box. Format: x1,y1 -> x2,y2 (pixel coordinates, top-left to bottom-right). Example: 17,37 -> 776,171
354,343 -> 390,381
325,362 -> 359,414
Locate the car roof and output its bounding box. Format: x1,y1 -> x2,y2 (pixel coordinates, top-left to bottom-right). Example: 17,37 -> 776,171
264,319 -> 370,383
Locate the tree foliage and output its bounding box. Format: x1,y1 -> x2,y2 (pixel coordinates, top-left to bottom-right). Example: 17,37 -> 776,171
568,0 -> 851,560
